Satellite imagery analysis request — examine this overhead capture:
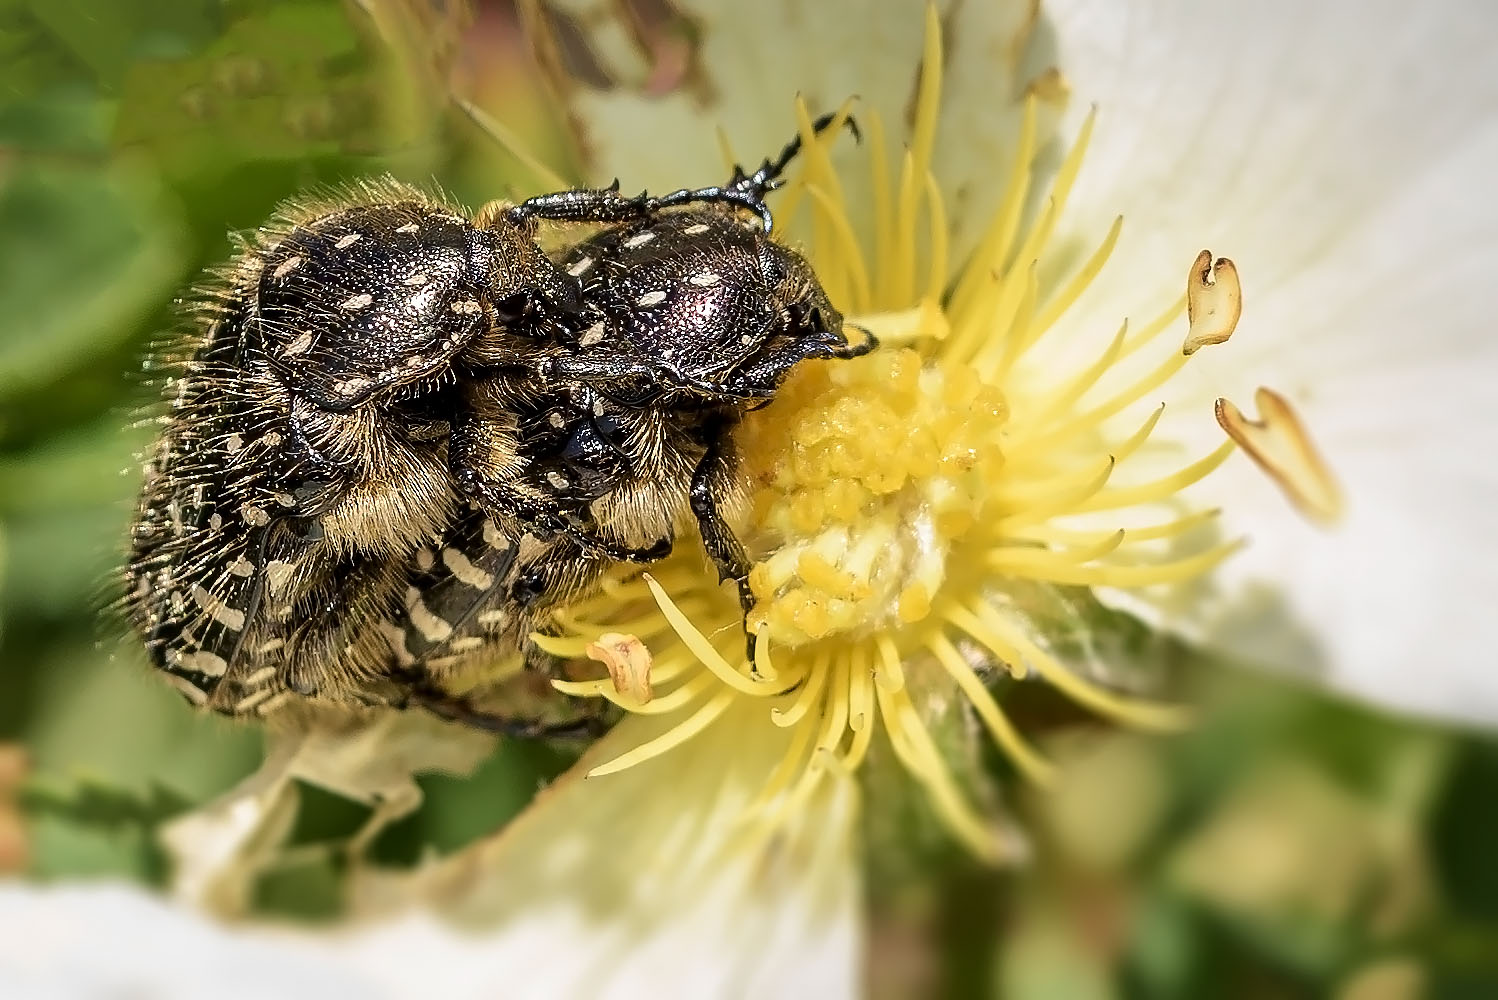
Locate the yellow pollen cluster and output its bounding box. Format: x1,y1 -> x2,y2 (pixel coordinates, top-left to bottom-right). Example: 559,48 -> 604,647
739,347 -> 1007,644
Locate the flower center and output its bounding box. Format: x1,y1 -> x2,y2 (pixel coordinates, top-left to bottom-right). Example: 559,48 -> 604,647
539,6 -> 1265,861
739,343 -> 1007,644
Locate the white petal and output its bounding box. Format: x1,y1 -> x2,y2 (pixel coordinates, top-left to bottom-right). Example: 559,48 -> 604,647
1041,0 -> 1498,722
337,704 -> 863,999
528,0 -> 1050,257
0,883 -> 387,1000
7,709 -> 862,999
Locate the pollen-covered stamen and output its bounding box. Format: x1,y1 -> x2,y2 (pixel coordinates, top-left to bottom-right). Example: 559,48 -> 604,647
1216,387 -> 1345,525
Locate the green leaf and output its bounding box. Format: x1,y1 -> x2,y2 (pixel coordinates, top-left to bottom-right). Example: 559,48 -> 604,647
0,162 -> 185,404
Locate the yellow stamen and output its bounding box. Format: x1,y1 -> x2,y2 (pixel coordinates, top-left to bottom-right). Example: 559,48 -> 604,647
544,4 -> 1269,861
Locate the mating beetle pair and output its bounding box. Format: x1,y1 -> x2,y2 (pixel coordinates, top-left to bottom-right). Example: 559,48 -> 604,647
125,114 -> 872,730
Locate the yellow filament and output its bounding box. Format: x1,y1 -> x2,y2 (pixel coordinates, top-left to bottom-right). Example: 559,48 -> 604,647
989,529 -> 1126,567
749,694 -> 820,813
1074,441 -> 1236,513
841,644 -> 876,770
554,671 -> 713,715
807,185 -> 872,308
946,97 -> 1037,340
771,648 -> 831,727
1120,293 -> 1189,361
1023,321 -> 1129,427
953,602 -> 1194,730
874,632 -> 906,692
927,632 -> 1055,784
1008,507 -> 1222,547
866,110 -> 895,302
988,539 -> 1244,587
994,455 -> 1115,516
875,679 -> 1005,862
644,575 -> 789,696
923,172 -> 949,304
1032,215 -> 1124,335
587,690 -> 737,777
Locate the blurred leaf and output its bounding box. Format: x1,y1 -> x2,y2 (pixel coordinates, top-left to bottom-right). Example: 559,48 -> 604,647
25,812 -> 164,881
0,417 -> 148,514
22,0 -> 219,89
18,638 -> 262,800
0,162 -> 185,407
21,774 -> 190,829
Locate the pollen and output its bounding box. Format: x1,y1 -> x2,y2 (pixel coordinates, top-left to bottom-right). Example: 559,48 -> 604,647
543,6 -> 1260,861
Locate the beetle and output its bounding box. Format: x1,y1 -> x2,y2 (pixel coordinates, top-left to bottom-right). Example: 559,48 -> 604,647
126,113 -> 871,728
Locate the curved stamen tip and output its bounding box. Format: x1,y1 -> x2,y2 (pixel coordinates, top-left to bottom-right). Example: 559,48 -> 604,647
585,631 -> 655,704
1216,387 -> 1345,526
1183,250 -> 1242,355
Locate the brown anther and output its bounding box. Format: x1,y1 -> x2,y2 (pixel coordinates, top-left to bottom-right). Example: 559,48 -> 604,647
1216,388 -> 1345,526
1183,250 -> 1242,356
585,632 -> 654,704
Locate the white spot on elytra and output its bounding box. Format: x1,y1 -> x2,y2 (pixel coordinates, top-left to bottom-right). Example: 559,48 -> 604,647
689,271 -> 721,287
395,222 -> 420,234
225,433 -> 244,454
545,471 -> 569,490
192,585 -> 245,631
378,620 -> 415,666
567,256 -> 593,277
482,519 -> 510,551
683,223 -> 710,235
579,321 -> 606,347
335,233 -> 362,250
335,377 -> 372,396
415,547 -> 435,571
228,556 -> 254,577
208,513 -> 223,531
442,547 -> 494,590
273,256 -> 304,280
623,231 -> 656,249
450,299 -> 481,315
405,586 -> 453,642
243,664 -> 279,685
404,271 -> 429,286
284,332 -> 314,356
341,292 -> 373,311
173,649 -> 228,678
264,560 -> 295,596
240,504 -> 269,526
636,290 -> 667,307
548,412 -> 566,429
163,673 -> 208,705
273,492 -> 295,508
263,432 -> 283,447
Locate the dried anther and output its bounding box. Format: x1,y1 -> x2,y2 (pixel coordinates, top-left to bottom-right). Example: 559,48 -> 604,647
1216,387 -> 1344,525
1183,250 -> 1242,355
585,632 -> 655,704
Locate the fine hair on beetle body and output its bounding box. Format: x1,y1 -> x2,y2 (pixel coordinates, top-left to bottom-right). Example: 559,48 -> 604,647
124,111 -> 875,733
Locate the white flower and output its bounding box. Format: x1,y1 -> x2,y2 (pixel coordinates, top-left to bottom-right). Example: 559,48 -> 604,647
15,2 -> 1493,997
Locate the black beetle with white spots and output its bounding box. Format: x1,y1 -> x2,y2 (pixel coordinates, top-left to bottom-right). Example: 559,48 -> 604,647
125,114 -> 873,734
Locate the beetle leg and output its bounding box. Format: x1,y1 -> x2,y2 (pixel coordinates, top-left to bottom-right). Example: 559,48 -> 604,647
725,110 -> 861,203
688,418 -> 760,664
507,183 -> 775,232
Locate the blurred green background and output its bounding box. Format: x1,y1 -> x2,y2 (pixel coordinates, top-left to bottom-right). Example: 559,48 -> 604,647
1,1 -> 1495,997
